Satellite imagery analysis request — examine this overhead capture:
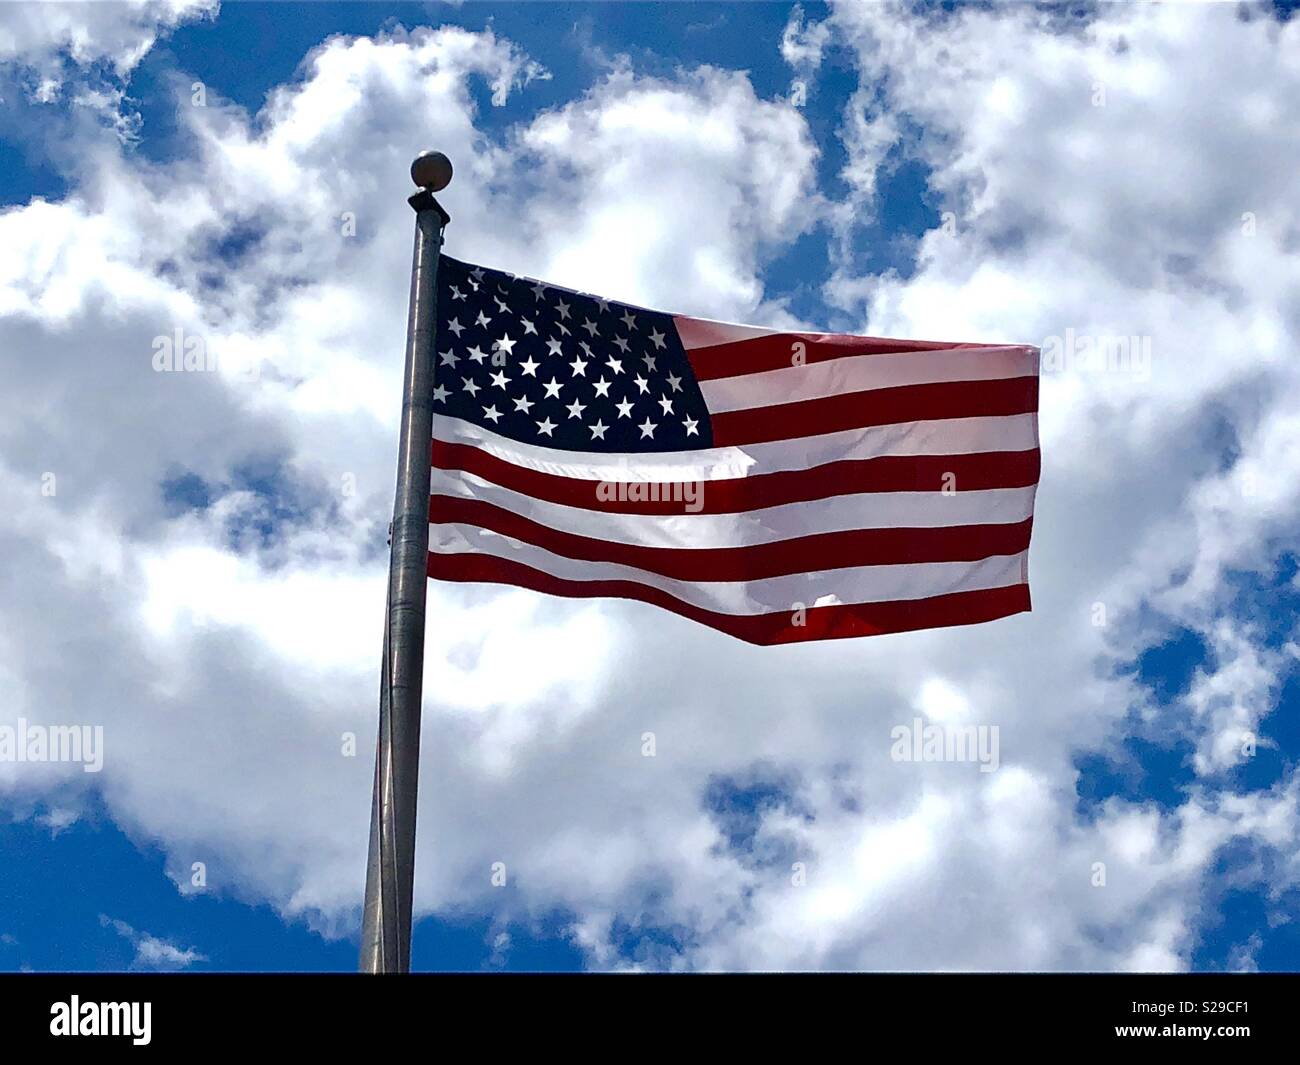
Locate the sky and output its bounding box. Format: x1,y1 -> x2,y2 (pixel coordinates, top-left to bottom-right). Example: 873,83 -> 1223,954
0,0 -> 1298,973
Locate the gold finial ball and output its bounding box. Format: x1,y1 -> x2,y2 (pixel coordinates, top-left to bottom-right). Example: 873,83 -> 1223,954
410,150 -> 452,192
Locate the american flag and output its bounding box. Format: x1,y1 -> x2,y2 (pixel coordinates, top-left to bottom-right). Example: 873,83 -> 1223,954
428,255 -> 1040,645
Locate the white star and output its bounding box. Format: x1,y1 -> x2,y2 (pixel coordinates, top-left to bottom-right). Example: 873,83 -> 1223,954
447,318 -> 464,337
494,333 -> 516,356
493,296 -> 508,314
483,404 -> 503,423
620,309 -> 636,330
569,356 -> 588,377
451,286 -> 465,301
475,311 -> 492,328
666,372 -> 682,392
566,398 -> 587,419
536,417 -> 557,437
593,376 -> 612,398
613,336 -> 630,353
519,356 -> 540,377
467,345 -> 489,364
657,395 -> 674,415
606,356 -> 624,375
579,341 -> 594,357
582,318 -> 599,337
489,370 -> 510,389
521,318 -> 538,335
513,395 -> 534,413
683,415 -> 699,436
642,354 -> 657,371
531,281 -> 546,299
556,321 -> 571,337
543,377 -> 563,399
649,328 -> 666,350
546,337 -> 564,357
471,267 -> 485,281
439,349 -> 459,367
633,374 -> 650,394
638,417 -> 657,439
432,384 -> 450,402
596,297 -> 610,313
461,376 -> 480,396
556,298 -> 571,320
589,420 -> 608,440
615,398 -> 634,419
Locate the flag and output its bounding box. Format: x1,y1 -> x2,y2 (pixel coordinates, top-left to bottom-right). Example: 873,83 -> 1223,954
428,255 -> 1040,645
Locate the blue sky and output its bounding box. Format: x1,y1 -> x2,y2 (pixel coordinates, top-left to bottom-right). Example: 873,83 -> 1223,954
2,0 -> 870,975
1,1 -> 1299,972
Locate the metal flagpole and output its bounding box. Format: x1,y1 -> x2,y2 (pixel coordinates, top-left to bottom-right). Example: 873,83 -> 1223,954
360,151 -> 453,974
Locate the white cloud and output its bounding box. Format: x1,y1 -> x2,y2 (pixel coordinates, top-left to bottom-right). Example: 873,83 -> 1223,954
0,5 -> 1298,972
99,914 -> 207,970
0,0 -> 216,135
781,3 -> 833,71
1182,624 -> 1296,775
0,0 -> 216,76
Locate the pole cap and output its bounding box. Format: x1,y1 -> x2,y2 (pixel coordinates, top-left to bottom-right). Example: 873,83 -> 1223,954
411,150 -> 453,192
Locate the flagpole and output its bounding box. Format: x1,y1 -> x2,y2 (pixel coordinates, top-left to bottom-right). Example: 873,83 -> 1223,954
360,151 -> 452,974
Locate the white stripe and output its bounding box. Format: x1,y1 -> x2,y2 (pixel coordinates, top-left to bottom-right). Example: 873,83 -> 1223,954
701,346 -> 1039,413
673,316 -> 779,351
433,412 -> 1039,482
431,522 -> 1028,614
432,467 -> 1034,548
671,315 -> 970,354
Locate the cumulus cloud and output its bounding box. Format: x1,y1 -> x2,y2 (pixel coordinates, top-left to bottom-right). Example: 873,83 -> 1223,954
0,0 -> 216,79
0,18 -> 819,935
1,2 -> 1297,972
781,3 -> 833,72
0,0 -> 216,135
817,1 -> 1300,671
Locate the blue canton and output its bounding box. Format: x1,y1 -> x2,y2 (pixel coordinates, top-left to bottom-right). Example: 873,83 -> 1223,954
433,255 -> 714,452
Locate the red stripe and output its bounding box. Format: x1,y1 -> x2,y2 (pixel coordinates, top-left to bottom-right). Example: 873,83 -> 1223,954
429,552 -> 1030,645
687,332 -> 980,382
710,376 -> 1039,447
431,495 -> 1032,579
433,439 -> 1041,514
